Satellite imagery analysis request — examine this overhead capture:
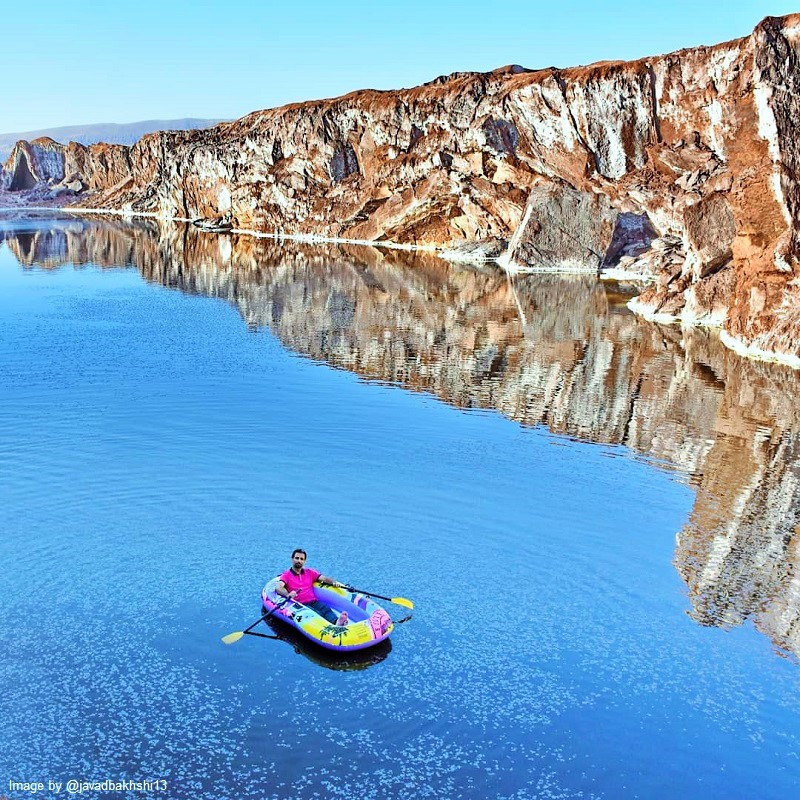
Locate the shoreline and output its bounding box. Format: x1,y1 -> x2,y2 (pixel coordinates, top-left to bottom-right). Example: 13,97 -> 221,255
627,296 -> 800,371
62,205 -> 443,253
3,202 -> 798,371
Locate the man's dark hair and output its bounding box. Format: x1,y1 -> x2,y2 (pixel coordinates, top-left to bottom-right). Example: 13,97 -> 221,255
292,548 -> 307,559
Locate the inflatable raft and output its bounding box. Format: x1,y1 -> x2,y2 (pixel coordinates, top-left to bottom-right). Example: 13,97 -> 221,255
262,616 -> 392,670
261,577 -> 394,652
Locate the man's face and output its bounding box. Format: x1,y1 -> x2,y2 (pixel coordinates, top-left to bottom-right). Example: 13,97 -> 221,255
292,552 -> 306,571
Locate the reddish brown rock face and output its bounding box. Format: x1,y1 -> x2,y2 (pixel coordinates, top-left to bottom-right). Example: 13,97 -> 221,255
2,15 -> 799,363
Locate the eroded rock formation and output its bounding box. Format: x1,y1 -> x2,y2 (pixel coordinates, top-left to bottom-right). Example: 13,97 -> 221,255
0,137 -> 131,199
2,15 -> 800,364
3,216 -> 800,657
1,138 -> 66,192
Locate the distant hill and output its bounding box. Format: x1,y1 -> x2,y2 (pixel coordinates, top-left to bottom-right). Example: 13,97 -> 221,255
0,118 -> 225,161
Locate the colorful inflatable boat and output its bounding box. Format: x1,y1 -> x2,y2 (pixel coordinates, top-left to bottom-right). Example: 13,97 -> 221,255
261,577 -> 394,652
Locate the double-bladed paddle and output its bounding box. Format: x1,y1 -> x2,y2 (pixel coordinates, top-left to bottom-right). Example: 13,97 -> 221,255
221,597 -> 292,644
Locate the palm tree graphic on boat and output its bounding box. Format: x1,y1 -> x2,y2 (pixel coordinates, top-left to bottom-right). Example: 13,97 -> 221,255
320,623 -> 350,645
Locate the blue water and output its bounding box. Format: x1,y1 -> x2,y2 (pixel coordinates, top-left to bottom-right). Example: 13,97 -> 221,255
1,216 -> 799,799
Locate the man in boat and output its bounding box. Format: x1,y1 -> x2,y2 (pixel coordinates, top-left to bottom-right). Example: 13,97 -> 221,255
275,548 -> 349,626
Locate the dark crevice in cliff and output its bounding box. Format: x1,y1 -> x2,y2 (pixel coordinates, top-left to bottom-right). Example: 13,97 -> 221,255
9,156 -> 37,191
645,64 -> 662,144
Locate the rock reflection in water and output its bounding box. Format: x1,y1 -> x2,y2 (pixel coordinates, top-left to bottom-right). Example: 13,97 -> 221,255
4,214 -> 800,660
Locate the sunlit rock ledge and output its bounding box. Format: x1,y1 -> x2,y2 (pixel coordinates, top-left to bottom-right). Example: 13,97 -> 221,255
2,14 -> 800,365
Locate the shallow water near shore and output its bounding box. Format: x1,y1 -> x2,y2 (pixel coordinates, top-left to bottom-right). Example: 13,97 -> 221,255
1,214 -> 800,799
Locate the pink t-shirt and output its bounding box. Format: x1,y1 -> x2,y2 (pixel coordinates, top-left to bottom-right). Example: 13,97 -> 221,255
278,568 -> 320,604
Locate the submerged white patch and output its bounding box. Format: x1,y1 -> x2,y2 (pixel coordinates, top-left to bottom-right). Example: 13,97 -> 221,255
627,296 -> 680,324
499,259 -> 600,275
599,268 -> 654,284
439,249 -> 493,264
494,253 -> 525,273
720,330 -> 800,369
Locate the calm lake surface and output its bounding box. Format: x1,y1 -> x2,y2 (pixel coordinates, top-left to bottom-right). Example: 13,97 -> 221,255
1,214 -> 799,800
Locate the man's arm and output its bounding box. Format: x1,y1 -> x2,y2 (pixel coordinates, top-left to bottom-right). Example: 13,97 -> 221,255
275,579 -> 297,599
318,574 -> 343,588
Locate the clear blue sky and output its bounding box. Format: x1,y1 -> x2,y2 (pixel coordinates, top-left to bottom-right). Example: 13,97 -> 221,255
1,0 -> 797,133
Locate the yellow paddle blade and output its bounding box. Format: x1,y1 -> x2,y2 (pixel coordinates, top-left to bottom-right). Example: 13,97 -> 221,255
221,631 -> 245,645
392,597 -> 414,609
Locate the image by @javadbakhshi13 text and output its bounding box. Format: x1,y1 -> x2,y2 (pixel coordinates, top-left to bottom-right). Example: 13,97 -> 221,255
7,778 -> 169,794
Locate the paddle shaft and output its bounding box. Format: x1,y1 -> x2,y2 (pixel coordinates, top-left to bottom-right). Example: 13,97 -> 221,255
243,597 -> 291,634
343,586 -> 410,606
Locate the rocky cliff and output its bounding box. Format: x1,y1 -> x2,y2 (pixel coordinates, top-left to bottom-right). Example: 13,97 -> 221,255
2,14 -> 800,365
0,118 -> 224,162
0,137 -> 131,198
